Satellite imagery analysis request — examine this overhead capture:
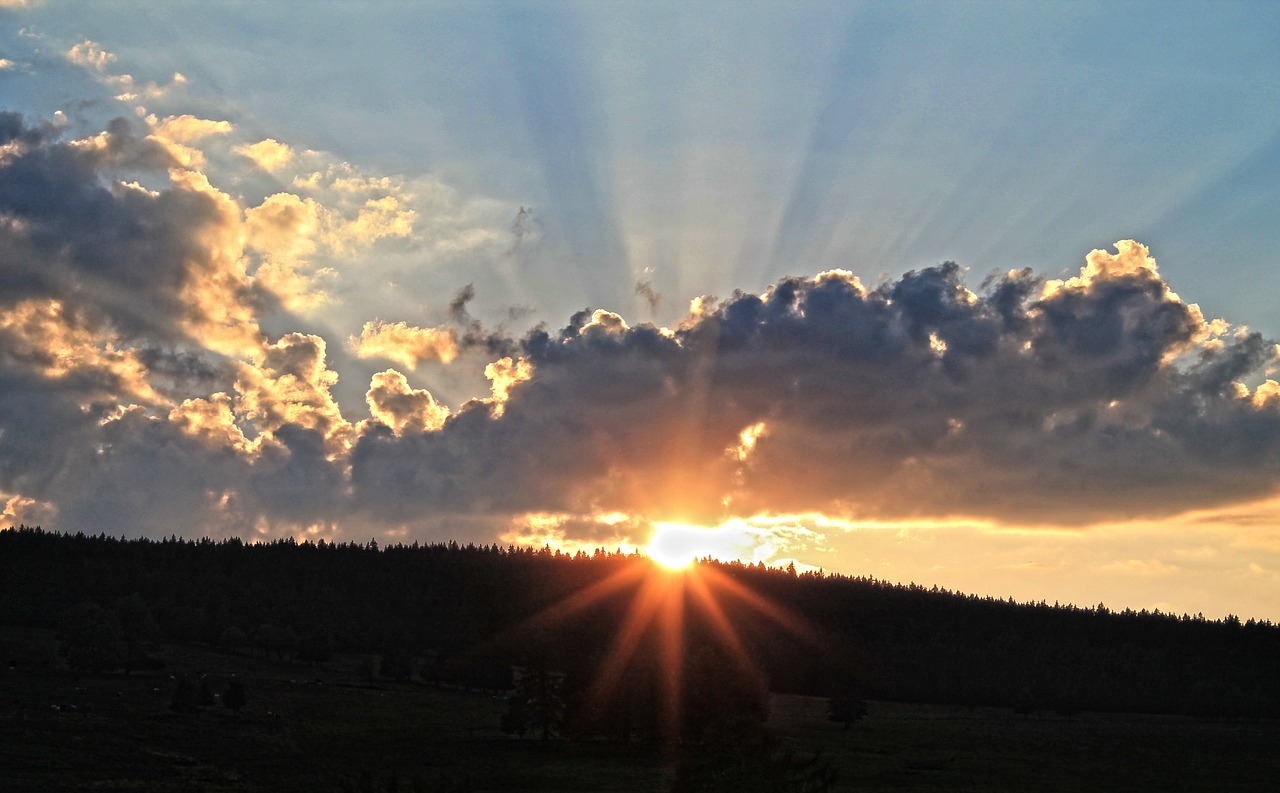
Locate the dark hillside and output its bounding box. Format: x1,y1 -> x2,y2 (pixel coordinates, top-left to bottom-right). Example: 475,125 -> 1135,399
2,525 -> 1278,720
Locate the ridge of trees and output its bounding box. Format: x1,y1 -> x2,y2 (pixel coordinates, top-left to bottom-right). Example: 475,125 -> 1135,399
2,524 -> 1277,721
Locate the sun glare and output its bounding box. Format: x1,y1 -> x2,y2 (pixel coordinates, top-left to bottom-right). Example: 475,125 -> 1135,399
502,526 -> 825,744
647,522 -> 740,570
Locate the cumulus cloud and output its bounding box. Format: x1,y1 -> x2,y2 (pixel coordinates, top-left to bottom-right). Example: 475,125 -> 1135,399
0,111 -> 358,537
151,114 -> 233,144
235,138 -> 295,172
240,179 -> 417,311
66,40 -> 116,72
366,369 -> 450,434
236,332 -> 352,455
350,241 -> 1280,530
0,112 -> 259,354
351,320 -> 459,369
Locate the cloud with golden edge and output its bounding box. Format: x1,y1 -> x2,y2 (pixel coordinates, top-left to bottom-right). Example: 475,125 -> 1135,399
2,494 -> 56,527
484,356 -> 533,415
235,138 -> 295,172
243,192 -> 334,311
151,114 -> 233,144
148,113 -> 234,167
366,369 -> 450,434
335,195 -> 416,250
242,184 -> 416,310
352,320 -> 459,369
168,393 -> 251,452
166,169 -> 264,358
0,299 -> 165,404
499,512 -> 648,557
236,333 -> 353,456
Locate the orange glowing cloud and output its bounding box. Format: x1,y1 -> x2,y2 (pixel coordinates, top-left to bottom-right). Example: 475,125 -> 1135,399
366,369 -> 450,434
351,320 -> 460,369
235,138 -> 295,172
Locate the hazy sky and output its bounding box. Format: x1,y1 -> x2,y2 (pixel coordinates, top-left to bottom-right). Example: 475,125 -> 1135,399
2,1 -> 1279,620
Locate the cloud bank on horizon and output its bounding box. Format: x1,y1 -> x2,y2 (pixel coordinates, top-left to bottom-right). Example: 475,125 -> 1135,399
2,100 -> 1279,547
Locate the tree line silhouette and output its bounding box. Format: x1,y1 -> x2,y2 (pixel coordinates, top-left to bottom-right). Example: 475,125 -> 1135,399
2,525 -> 1277,725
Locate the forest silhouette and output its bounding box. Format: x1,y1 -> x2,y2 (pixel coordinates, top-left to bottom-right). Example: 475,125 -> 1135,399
4,524 -> 1277,724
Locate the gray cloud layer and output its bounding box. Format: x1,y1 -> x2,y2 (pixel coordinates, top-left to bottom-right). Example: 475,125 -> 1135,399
3,110 -> 1279,542
355,255 -> 1280,527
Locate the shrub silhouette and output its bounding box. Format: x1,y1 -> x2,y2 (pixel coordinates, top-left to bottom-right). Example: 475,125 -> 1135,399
501,667 -> 565,740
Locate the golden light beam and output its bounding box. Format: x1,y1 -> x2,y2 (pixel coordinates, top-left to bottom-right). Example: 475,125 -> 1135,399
686,568 -> 753,664
699,563 -> 827,650
655,570 -> 687,735
587,572 -> 670,704
464,560 -> 650,663
509,560 -> 649,638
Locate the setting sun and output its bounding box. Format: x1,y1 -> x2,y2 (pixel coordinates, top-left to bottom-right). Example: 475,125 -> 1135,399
647,524 -> 703,569
646,522 -> 755,569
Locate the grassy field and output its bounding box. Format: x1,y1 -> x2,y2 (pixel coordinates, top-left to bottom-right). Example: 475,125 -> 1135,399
767,694 -> 1280,792
3,626 -> 1278,792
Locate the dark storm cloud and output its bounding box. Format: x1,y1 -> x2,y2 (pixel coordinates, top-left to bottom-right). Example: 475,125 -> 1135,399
353,245 -> 1280,527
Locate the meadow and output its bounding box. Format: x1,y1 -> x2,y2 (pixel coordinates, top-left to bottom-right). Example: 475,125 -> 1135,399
3,626 -> 1277,792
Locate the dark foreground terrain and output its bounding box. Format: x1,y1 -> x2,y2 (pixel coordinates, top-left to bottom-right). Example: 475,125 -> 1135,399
3,626 -> 1277,792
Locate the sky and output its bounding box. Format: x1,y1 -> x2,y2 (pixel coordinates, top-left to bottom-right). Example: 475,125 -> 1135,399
1,0 -> 1279,621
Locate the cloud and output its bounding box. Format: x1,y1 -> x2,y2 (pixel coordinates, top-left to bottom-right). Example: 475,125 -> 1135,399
365,369 -> 450,434
0,110 -> 362,537
66,40 -> 116,72
3,104 -> 1280,552
1,494 -> 55,527
506,205 -> 541,255
62,40 -> 186,104
242,182 -> 416,308
0,112 -> 259,354
0,298 -> 164,404
351,320 -> 459,369
635,279 -> 661,315
151,114 -> 233,144
449,284 -> 476,324
235,138 -> 295,172
349,242 -> 1280,532
236,332 -> 352,455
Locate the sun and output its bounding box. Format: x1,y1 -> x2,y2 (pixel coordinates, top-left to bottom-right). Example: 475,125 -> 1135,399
646,522 -> 725,570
